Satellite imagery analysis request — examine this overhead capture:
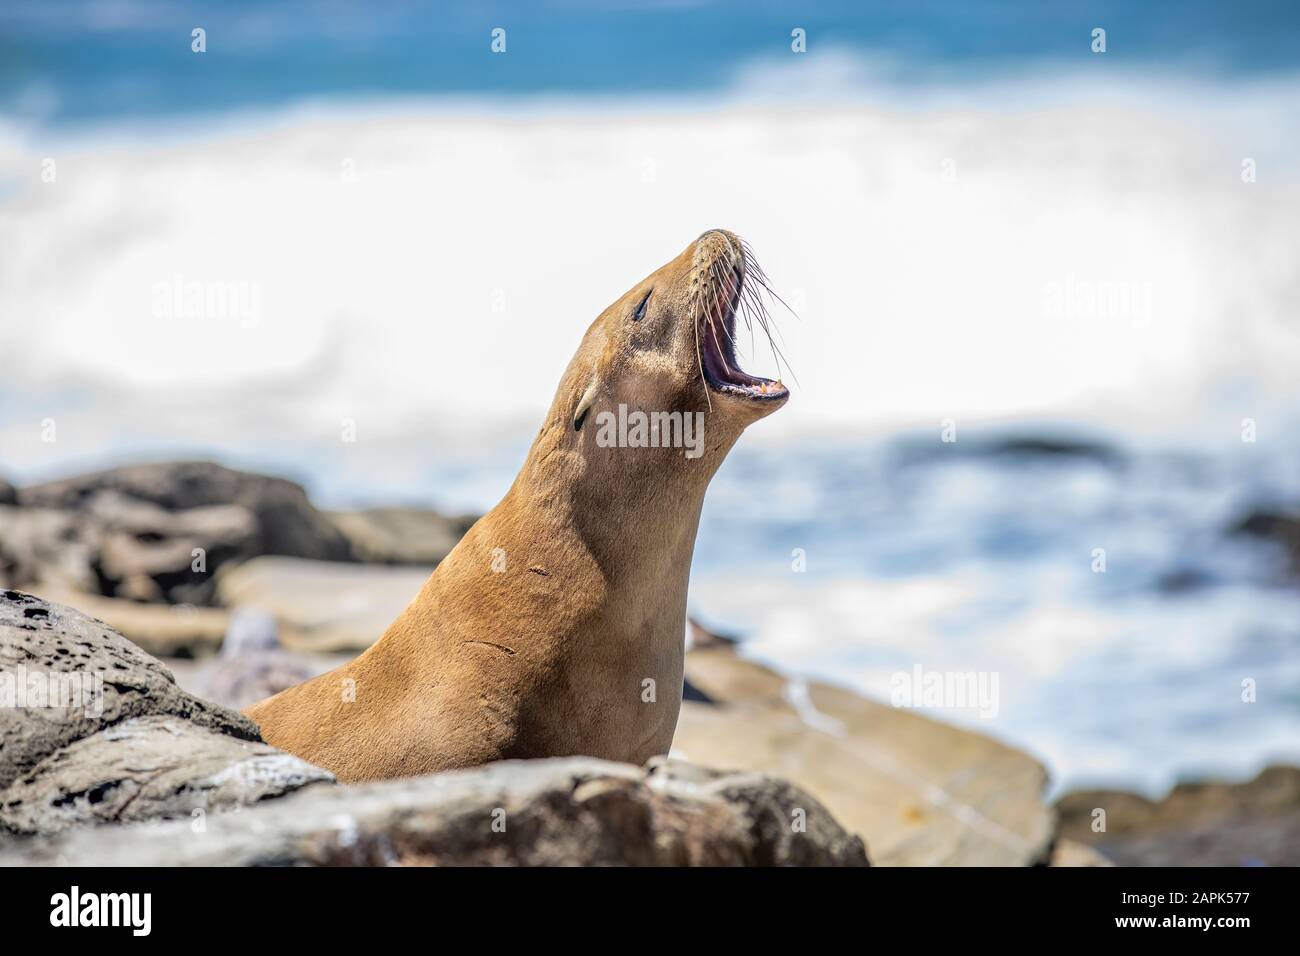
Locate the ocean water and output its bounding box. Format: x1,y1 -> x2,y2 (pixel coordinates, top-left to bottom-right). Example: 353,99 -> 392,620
4,0 -> 1299,126
2,1 -> 1299,796
692,435 -> 1300,796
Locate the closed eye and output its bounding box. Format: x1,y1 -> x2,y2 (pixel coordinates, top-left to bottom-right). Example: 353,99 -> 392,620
633,290 -> 652,321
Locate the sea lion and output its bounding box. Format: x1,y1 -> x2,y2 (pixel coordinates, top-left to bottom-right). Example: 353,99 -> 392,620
244,229 -> 789,781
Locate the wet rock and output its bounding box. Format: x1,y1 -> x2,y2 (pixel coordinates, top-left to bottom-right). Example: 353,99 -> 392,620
1155,566 -> 1215,595
0,756 -> 868,867
981,435 -> 1123,465
892,432 -> 1124,468
1230,509 -> 1300,572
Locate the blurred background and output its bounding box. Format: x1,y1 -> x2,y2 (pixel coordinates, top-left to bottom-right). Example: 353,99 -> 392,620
2,0 -> 1299,798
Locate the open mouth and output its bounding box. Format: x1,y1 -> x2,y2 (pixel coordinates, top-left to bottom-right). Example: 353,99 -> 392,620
700,265 -> 788,401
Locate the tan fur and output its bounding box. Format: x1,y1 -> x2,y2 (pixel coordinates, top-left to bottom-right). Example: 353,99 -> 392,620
243,230 -> 786,781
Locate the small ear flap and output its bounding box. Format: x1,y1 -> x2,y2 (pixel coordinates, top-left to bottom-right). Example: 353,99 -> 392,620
573,376 -> 600,431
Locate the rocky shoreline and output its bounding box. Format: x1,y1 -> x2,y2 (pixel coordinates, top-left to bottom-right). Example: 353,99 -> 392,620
1,460 -> 1293,866
0,588 -> 866,866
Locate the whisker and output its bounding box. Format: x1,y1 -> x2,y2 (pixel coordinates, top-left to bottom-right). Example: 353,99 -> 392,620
690,278 -> 712,412
736,243 -> 799,386
705,274 -> 736,374
714,261 -> 742,349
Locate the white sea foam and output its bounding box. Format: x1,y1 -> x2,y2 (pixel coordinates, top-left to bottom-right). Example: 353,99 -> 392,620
1,65 -> 1298,488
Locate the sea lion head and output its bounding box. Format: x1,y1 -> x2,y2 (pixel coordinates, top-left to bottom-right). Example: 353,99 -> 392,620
554,229 -> 789,481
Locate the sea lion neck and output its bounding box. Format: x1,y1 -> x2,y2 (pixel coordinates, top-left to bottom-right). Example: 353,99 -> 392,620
506,416 -> 729,586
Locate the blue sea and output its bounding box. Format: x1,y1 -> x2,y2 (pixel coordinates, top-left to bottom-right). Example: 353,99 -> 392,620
4,0 -> 1300,126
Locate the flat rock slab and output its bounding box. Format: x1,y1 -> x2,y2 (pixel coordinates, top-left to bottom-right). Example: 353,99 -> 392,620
216,557 -> 432,652
0,757 -> 869,867
675,648 -> 1056,866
